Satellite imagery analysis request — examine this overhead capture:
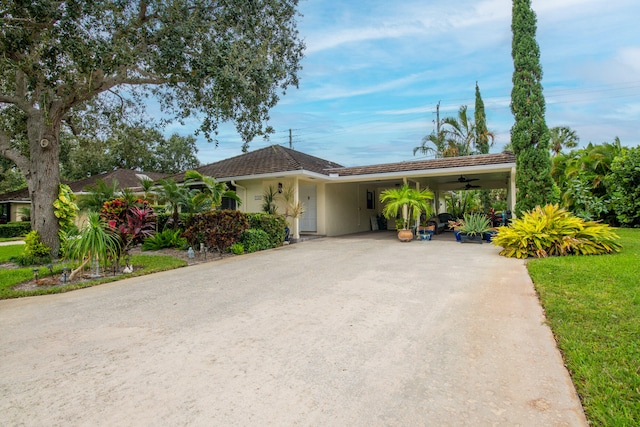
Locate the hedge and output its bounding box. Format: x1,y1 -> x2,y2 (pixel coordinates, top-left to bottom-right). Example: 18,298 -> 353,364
245,213 -> 287,248
0,222 -> 31,238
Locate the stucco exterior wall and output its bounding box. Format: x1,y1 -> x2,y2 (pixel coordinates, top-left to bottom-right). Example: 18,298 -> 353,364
323,183 -> 376,236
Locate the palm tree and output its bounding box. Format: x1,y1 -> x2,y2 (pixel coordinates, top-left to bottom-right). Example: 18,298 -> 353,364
155,178 -> 195,229
380,184 -> 434,230
549,126 -> 579,156
66,212 -> 121,280
184,170 -> 241,210
79,178 -> 119,211
442,105 -> 476,156
414,130 -> 446,158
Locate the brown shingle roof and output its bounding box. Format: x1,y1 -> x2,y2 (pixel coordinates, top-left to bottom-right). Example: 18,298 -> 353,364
178,145 -> 344,181
327,152 -> 516,176
68,169 -> 169,193
0,169 -> 168,202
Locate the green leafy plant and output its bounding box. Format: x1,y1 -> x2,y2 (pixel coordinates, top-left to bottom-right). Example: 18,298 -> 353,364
142,229 -> 187,251
492,204 -> 622,258
380,184 -> 434,230
0,222 -> 31,238
53,184 -> 79,232
12,230 -> 51,265
183,210 -> 249,253
66,212 -> 122,280
607,146 -> 640,227
240,228 -> 272,253
246,213 -> 287,247
231,243 -> 245,255
459,212 -> 491,236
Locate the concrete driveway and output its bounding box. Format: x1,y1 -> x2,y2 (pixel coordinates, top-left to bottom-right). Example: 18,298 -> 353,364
0,232 -> 586,426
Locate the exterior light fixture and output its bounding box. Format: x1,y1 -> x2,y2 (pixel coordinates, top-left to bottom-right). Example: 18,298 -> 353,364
278,182 -> 283,193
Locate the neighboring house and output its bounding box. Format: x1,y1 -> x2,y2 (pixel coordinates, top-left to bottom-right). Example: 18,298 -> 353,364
0,169 -> 168,223
176,145 -> 517,239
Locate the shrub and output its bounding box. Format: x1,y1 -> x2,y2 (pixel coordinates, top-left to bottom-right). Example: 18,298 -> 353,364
492,204 -> 622,258
142,229 -> 188,251
0,221 -> 31,238
156,212 -> 191,231
183,210 -> 249,253
607,147 -> 640,227
12,230 -> 52,265
240,228 -> 272,253
246,213 -> 287,247
231,243 -> 245,255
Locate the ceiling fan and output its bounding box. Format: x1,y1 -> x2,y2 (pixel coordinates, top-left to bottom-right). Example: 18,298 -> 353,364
461,183 -> 481,190
448,175 -> 480,184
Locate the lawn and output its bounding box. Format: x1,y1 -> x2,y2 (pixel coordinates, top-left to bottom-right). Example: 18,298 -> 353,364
0,243 -> 25,262
0,247 -> 187,299
527,228 -> 639,426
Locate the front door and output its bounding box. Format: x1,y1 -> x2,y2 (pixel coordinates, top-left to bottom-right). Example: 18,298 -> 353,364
299,185 -> 317,232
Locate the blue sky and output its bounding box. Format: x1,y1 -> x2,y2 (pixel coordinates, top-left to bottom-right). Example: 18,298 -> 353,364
170,0 -> 640,167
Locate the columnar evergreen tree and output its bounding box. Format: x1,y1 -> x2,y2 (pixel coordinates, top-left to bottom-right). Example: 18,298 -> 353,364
510,0 -> 554,214
474,82 -> 490,155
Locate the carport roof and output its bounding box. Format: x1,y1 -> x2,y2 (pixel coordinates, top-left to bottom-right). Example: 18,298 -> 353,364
327,152 -> 516,177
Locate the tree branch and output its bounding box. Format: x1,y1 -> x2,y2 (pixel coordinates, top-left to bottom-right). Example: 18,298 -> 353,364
0,129 -> 29,173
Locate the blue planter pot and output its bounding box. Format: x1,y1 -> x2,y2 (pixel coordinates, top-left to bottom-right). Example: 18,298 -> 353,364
483,231 -> 497,242
459,232 -> 483,244
454,230 -> 461,242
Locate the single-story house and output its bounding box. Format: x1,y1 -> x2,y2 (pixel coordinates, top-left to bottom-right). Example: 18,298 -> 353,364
0,169 -> 168,223
178,145 -> 517,239
1,146 -> 517,239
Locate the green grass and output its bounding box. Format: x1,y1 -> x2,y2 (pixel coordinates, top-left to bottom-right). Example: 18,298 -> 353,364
0,244 -> 25,262
0,254 -> 187,299
528,228 -> 640,426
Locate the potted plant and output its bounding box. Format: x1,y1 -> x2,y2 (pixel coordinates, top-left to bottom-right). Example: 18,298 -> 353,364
380,184 -> 434,242
458,212 -> 491,243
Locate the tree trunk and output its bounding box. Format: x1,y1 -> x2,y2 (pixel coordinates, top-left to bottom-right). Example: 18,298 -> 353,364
26,117 -> 61,257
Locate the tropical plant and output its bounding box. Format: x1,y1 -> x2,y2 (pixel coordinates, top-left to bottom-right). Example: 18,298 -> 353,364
441,105 -> 476,157
155,178 -> 196,229
380,185 -> 434,230
281,184 -> 304,219
262,185 -> 279,214
66,212 -> 121,280
184,170 -> 241,211
17,207 -> 31,222
0,0 -> 304,256
549,126 -> 579,156
607,146 -> 640,227
53,184 -> 79,233
116,205 -> 156,252
12,230 -> 52,265
183,210 -> 249,254
511,0 -> 554,214
79,179 -> 120,212
142,229 -> 187,251
459,212 -> 491,237
492,204 -> 622,258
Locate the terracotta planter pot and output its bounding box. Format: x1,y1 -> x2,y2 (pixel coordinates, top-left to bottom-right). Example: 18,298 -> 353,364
397,229 -> 414,242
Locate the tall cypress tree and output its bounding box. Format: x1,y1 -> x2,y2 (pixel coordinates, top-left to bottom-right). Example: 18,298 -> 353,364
474,82 -> 489,155
511,0 -> 554,214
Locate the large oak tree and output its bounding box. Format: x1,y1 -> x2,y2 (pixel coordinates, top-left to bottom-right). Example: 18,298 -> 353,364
0,0 -> 304,255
